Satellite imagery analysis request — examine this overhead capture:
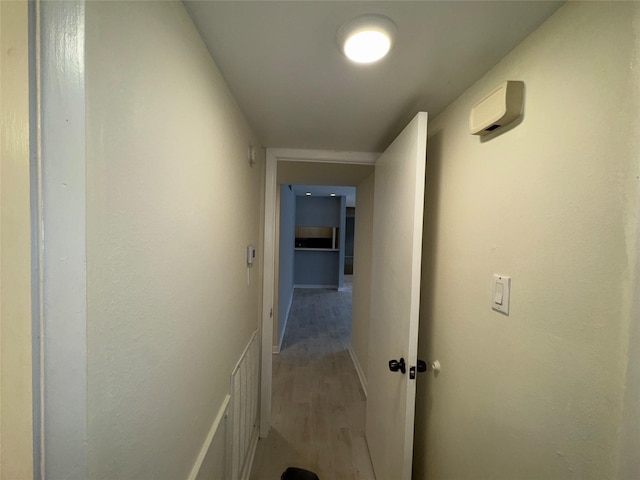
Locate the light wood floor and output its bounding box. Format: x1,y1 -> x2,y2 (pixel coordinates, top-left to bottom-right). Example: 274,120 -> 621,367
250,281 -> 375,480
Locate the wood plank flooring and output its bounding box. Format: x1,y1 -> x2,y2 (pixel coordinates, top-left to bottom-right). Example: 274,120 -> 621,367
250,281 -> 375,480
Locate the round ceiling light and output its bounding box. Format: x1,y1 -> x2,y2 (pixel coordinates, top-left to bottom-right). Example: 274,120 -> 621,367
337,14 -> 397,64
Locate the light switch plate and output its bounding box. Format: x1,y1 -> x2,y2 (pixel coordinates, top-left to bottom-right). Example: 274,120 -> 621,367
492,274 -> 511,315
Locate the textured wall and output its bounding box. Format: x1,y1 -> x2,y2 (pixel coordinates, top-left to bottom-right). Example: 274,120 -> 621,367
414,2 -> 640,479
0,2 -> 33,478
85,2 -> 263,479
351,173 -> 375,384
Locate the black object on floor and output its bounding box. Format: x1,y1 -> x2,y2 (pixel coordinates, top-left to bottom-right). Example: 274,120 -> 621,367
281,466 -> 320,480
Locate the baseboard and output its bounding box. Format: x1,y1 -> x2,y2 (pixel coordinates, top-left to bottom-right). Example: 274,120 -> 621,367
285,286 -> 294,325
239,427 -> 259,480
275,287 -> 294,353
348,345 -> 368,398
187,394 -> 230,480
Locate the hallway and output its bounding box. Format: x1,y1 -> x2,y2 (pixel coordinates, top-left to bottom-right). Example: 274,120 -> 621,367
19,3 -> 639,479
250,280 -> 375,480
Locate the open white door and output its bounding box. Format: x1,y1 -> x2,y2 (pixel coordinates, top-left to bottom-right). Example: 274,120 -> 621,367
366,112 -> 428,480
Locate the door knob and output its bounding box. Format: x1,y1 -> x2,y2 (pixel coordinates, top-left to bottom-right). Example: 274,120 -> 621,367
388,358 -> 406,374
410,360 -> 432,379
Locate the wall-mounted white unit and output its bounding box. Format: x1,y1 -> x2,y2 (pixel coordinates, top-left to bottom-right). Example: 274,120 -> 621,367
469,81 -> 524,135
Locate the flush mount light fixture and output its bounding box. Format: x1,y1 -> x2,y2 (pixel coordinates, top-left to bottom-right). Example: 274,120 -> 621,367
337,14 -> 397,64
330,193 -> 336,197
305,192 -> 311,196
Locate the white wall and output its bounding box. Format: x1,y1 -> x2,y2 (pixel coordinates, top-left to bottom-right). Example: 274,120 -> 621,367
618,172 -> 640,476
351,172 -> 375,388
85,2 -> 263,479
0,2 -> 33,478
414,2 -> 639,479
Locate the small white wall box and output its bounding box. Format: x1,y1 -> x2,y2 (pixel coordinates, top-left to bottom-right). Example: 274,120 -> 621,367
469,81 -> 524,135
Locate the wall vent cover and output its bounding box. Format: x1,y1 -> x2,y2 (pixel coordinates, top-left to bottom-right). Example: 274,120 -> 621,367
469,81 -> 524,135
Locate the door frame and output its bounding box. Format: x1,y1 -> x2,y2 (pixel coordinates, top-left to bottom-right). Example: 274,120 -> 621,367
259,148 -> 377,437
31,1 -> 89,478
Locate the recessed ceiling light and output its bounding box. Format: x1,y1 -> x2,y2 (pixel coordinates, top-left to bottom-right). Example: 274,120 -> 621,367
337,14 -> 397,64
330,193 -> 336,197
305,192 -> 311,196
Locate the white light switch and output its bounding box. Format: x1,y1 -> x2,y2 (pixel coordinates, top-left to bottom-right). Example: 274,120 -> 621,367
492,274 -> 511,315
494,283 -> 504,305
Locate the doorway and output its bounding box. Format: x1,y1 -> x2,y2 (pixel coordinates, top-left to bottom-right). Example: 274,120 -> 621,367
260,149 -> 377,438
257,149 -> 377,477
273,184 -> 355,353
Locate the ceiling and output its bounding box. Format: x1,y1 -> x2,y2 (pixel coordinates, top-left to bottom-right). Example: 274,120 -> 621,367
292,185 -> 357,207
185,1 -> 563,152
